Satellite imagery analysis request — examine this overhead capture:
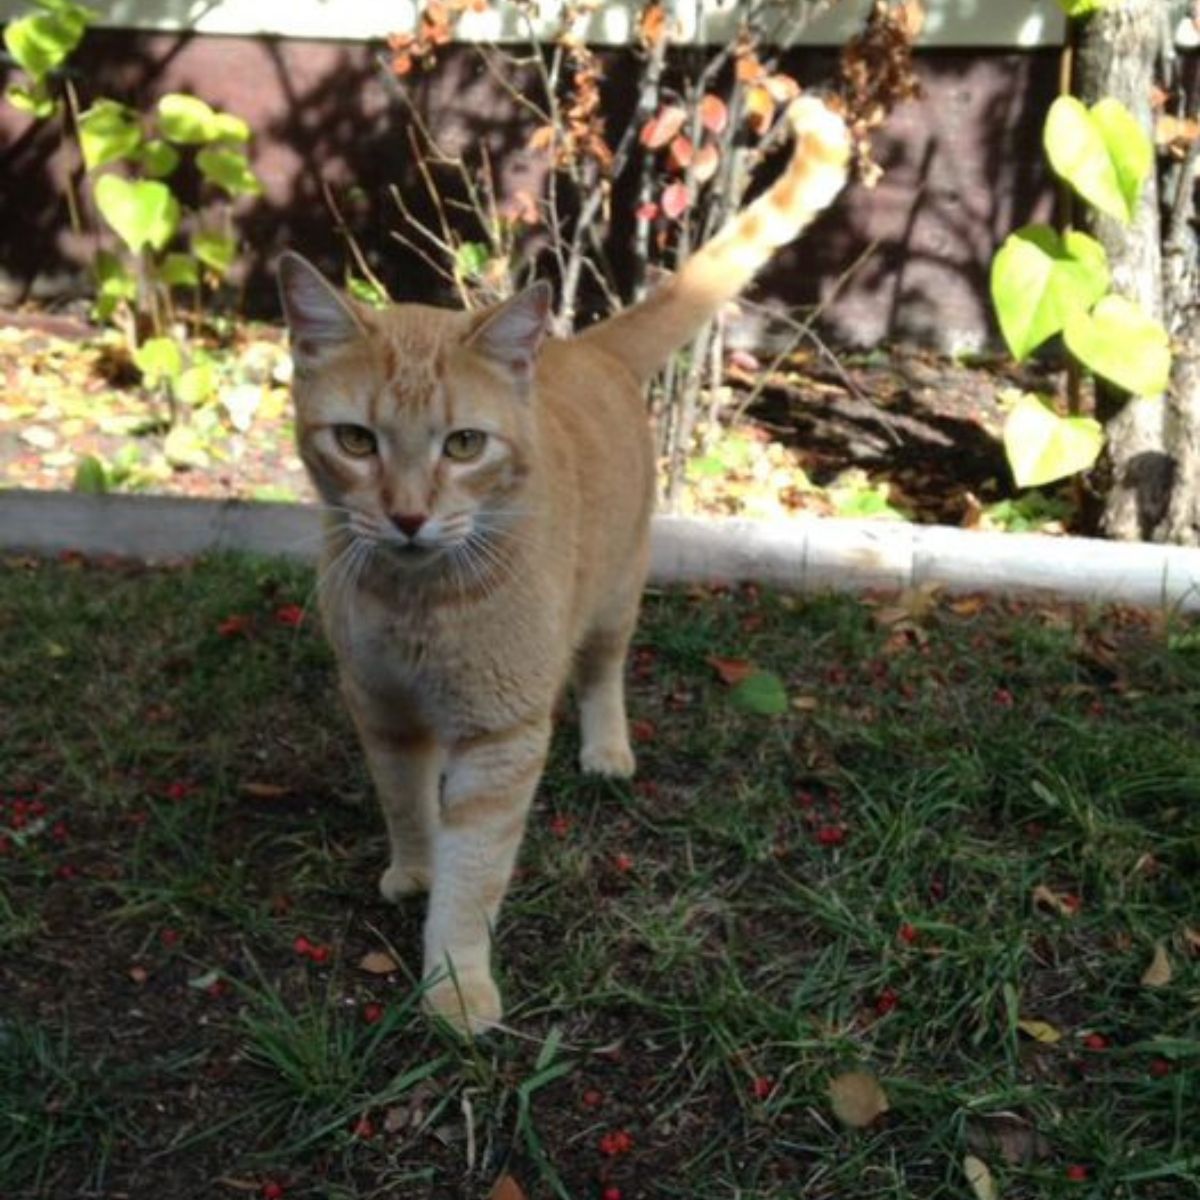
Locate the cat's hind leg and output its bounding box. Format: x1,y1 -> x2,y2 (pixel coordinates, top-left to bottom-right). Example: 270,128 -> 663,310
574,615 -> 638,779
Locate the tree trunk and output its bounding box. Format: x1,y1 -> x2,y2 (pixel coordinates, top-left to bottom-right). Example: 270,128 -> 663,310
1075,0 -> 1173,540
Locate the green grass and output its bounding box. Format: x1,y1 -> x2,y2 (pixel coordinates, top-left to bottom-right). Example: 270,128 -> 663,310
1,555 -> 1199,1198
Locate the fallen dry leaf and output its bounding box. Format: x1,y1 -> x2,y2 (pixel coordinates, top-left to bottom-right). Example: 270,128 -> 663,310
791,695 -> 819,712
358,950 -> 400,975
1032,884 -> 1079,918
966,1111 -> 1050,1167
239,781 -> 289,800
828,1070 -> 889,1128
1017,1018 -> 1062,1044
1141,941 -> 1173,988
1183,926 -> 1200,956
488,1172 -> 528,1200
964,1153 -> 999,1200
707,655 -> 755,687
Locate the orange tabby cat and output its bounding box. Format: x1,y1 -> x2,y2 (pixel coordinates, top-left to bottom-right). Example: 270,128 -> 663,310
278,97 -> 849,1032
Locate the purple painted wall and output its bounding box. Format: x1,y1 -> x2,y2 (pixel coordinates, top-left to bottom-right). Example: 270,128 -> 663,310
0,30 -> 1059,349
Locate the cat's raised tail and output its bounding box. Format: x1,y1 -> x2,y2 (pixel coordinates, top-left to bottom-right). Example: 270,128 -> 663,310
577,95 -> 850,384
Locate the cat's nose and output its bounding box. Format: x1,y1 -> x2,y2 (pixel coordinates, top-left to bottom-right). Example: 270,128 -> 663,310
390,512 -> 427,539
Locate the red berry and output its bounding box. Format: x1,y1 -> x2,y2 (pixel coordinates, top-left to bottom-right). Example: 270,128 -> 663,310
1065,1164 -> 1088,1182
159,927 -> 180,948
993,687 -> 1014,708
875,987 -> 899,1016
293,935 -> 312,956
599,1129 -> 633,1157
351,1115 -> 374,1139
1149,1057 -> 1171,1078
260,1181 -> 285,1199
582,1089 -> 604,1109
603,1188 -> 622,1200
898,922 -> 918,944
1083,1032 -> 1108,1051
54,863 -> 78,880
613,852 -> 633,873
750,1076 -> 773,1100
274,603 -> 304,627
814,825 -> 846,847
362,1002 -> 384,1025
309,944 -> 330,964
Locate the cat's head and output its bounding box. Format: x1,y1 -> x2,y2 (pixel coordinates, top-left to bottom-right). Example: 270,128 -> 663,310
277,252 -> 550,565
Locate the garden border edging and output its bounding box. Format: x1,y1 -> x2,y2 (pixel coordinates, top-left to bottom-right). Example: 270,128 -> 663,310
4,489 -> 1200,612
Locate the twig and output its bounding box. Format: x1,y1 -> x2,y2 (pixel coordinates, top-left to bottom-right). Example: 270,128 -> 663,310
322,180 -> 390,300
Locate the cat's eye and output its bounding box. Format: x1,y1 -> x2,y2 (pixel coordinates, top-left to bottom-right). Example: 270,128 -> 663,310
443,429 -> 487,462
333,424 -> 377,458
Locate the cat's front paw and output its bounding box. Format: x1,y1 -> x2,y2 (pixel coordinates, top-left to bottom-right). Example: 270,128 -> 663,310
423,969 -> 502,1035
379,861 -> 431,902
580,739 -> 636,779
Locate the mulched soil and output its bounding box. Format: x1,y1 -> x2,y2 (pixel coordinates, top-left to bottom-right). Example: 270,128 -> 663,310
0,308 -> 1065,526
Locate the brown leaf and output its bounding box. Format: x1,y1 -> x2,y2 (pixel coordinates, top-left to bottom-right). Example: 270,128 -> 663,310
691,141 -> 720,183
966,1111 -> 1050,1167
358,950 -> 400,975
239,781 -> 288,799
640,103 -> 688,149
668,133 -> 694,171
1032,884 -> 1079,918
963,1154 -> 998,1200
1141,941 -> 1172,988
488,1173 -> 527,1200
828,1070 -> 889,1127
791,695 -> 819,712
1184,926 -> 1200,955
744,84 -> 775,135
707,655 -> 755,687
1016,1018 -> 1062,1044
637,2 -> 668,49
661,180 -> 690,219
699,92 -> 728,134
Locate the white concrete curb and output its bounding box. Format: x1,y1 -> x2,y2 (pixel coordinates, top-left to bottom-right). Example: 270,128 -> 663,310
4,489 -> 1200,611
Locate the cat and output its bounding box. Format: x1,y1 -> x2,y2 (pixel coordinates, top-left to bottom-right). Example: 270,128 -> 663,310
277,96 -> 849,1033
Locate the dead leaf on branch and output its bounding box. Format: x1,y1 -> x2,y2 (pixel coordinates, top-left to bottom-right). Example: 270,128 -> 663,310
828,1070 -> 889,1127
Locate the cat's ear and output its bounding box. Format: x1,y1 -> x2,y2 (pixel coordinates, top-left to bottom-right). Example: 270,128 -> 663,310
277,251 -> 366,361
465,282 -> 552,380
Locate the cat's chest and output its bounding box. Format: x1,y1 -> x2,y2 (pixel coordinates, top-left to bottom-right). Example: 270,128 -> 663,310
331,592 -> 561,736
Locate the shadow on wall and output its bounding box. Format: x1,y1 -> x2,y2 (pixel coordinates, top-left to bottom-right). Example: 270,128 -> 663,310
0,29 -> 1054,350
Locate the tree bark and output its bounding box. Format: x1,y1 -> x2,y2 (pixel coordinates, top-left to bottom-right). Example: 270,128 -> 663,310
1075,0 -> 1173,540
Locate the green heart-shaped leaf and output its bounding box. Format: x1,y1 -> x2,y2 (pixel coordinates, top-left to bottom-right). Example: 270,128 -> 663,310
1002,390 -> 1104,489
174,361 -> 217,407
94,175 -> 180,252
160,253 -> 199,287
196,146 -> 262,196
3,6 -> 89,81
5,80 -> 58,118
133,336 -> 182,387
192,231 -> 236,276
1064,295 -> 1171,395
1055,0 -> 1116,15
731,670 -> 789,716
990,224 -> 1109,360
77,99 -> 142,171
1044,95 -> 1152,224
137,139 -> 180,179
212,112 -> 250,142
157,93 -> 217,144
